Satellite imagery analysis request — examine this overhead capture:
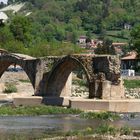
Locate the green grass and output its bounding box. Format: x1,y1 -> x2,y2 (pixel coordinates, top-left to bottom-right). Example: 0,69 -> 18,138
124,79 -> 140,89
120,126 -> 132,135
106,30 -> 130,39
64,125 -> 131,138
106,35 -> 128,42
80,112 -> 120,120
0,105 -> 82,116
95,124 -> 118,136
0,105 -> 121,120
18,79 -> 30,83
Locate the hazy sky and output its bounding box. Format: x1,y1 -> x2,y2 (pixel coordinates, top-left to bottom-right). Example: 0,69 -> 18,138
0,0 -> 8,4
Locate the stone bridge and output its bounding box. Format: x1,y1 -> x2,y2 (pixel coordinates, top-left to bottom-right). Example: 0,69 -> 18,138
0,52 -> 124,100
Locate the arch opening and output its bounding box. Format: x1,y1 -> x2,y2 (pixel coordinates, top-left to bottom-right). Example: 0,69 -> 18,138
46,57 -> 90,98
0,62 -> 34,97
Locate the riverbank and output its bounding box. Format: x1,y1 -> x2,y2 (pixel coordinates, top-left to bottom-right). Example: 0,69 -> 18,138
0,105 -> 138,139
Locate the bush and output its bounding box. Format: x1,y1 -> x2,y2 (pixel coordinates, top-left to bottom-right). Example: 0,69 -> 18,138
3,83 -> 17,93
72,79 -> 87,87
80,112 -> 120,120
120,126 -> 132,135
95,124 -> 117,136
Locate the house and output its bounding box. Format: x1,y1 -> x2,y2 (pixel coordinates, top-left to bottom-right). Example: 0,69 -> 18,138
121,51 -> 138,70
0,11 -> 8,24
78,36 -> 87,44
124,23 -> 132,30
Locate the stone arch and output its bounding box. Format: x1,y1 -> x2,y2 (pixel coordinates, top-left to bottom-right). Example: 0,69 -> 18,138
0,54 -> 37,89
45,56 -> 91,97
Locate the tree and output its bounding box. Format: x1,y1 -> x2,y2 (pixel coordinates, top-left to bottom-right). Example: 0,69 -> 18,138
0,26 -> 14,45
130,24 -> 140,54
10,16 -> 33,47
95,38 -> 115,55
43,24 -> 56,41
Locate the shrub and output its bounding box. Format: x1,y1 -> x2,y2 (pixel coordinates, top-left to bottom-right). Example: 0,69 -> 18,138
95,124 -> 118,136
120,126 -> 132,135
3,83 -> 17,93
72,79 -> 87,87
80,112 -> 120,120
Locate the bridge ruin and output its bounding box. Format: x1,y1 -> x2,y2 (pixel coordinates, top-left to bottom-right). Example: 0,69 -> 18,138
2,52 -> 140,112
0,52 -> 124,100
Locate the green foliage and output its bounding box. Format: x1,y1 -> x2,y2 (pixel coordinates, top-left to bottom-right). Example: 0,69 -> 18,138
72,79 -> 87,87
80,112 -> 120,120
95,124 -> 117,135
18,79 -> 30,83
27,41 -> 83,57
0,26 -> 14,45
2,0 -> 140,56
0,105 -> 82,116
3,83 -> 17,93
120,126 -> 132,135
10,16 -> 33,47
65,124 -> 131,137
124,79 -> 140,89
3,40 -> 26,53
130,24 -> 140,55
95,38 -> 115,55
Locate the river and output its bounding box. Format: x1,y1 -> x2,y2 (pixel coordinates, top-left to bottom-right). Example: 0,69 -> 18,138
0,113 -> 140,139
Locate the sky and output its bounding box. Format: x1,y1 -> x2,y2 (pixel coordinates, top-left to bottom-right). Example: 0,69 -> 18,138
0,0 -> 8,4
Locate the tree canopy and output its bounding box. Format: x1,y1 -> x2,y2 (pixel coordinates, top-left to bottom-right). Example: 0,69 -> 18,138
0,0 -> 139,56
130,24 -> 140,55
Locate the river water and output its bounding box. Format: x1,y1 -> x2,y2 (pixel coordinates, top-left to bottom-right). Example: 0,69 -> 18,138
0,114 -> 140,139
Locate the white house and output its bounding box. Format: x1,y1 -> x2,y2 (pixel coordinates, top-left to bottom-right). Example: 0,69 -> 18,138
0,11 -> 8,23
124,23 -> 131,30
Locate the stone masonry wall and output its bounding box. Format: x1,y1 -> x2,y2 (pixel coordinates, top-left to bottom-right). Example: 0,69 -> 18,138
0,53 -> 124,99
38,55 -> 124,99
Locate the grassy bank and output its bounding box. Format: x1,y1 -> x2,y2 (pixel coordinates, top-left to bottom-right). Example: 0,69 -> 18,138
0,105 -> 133,140
124,79 -> 140,89
0,105 -> 82,116
80,112 -> 120,120
0,105 -> 120,121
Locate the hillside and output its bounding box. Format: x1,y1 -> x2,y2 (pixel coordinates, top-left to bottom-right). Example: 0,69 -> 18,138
0,0 -> 139,56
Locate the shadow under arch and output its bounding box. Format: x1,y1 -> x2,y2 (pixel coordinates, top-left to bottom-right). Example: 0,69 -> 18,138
45,55 -> 91,98
0,54 -> 36,90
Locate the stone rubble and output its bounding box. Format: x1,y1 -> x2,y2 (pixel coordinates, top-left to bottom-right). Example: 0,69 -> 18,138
125,88 -> 140,99
72,85 -> 140,99
71,85 -> 89,98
